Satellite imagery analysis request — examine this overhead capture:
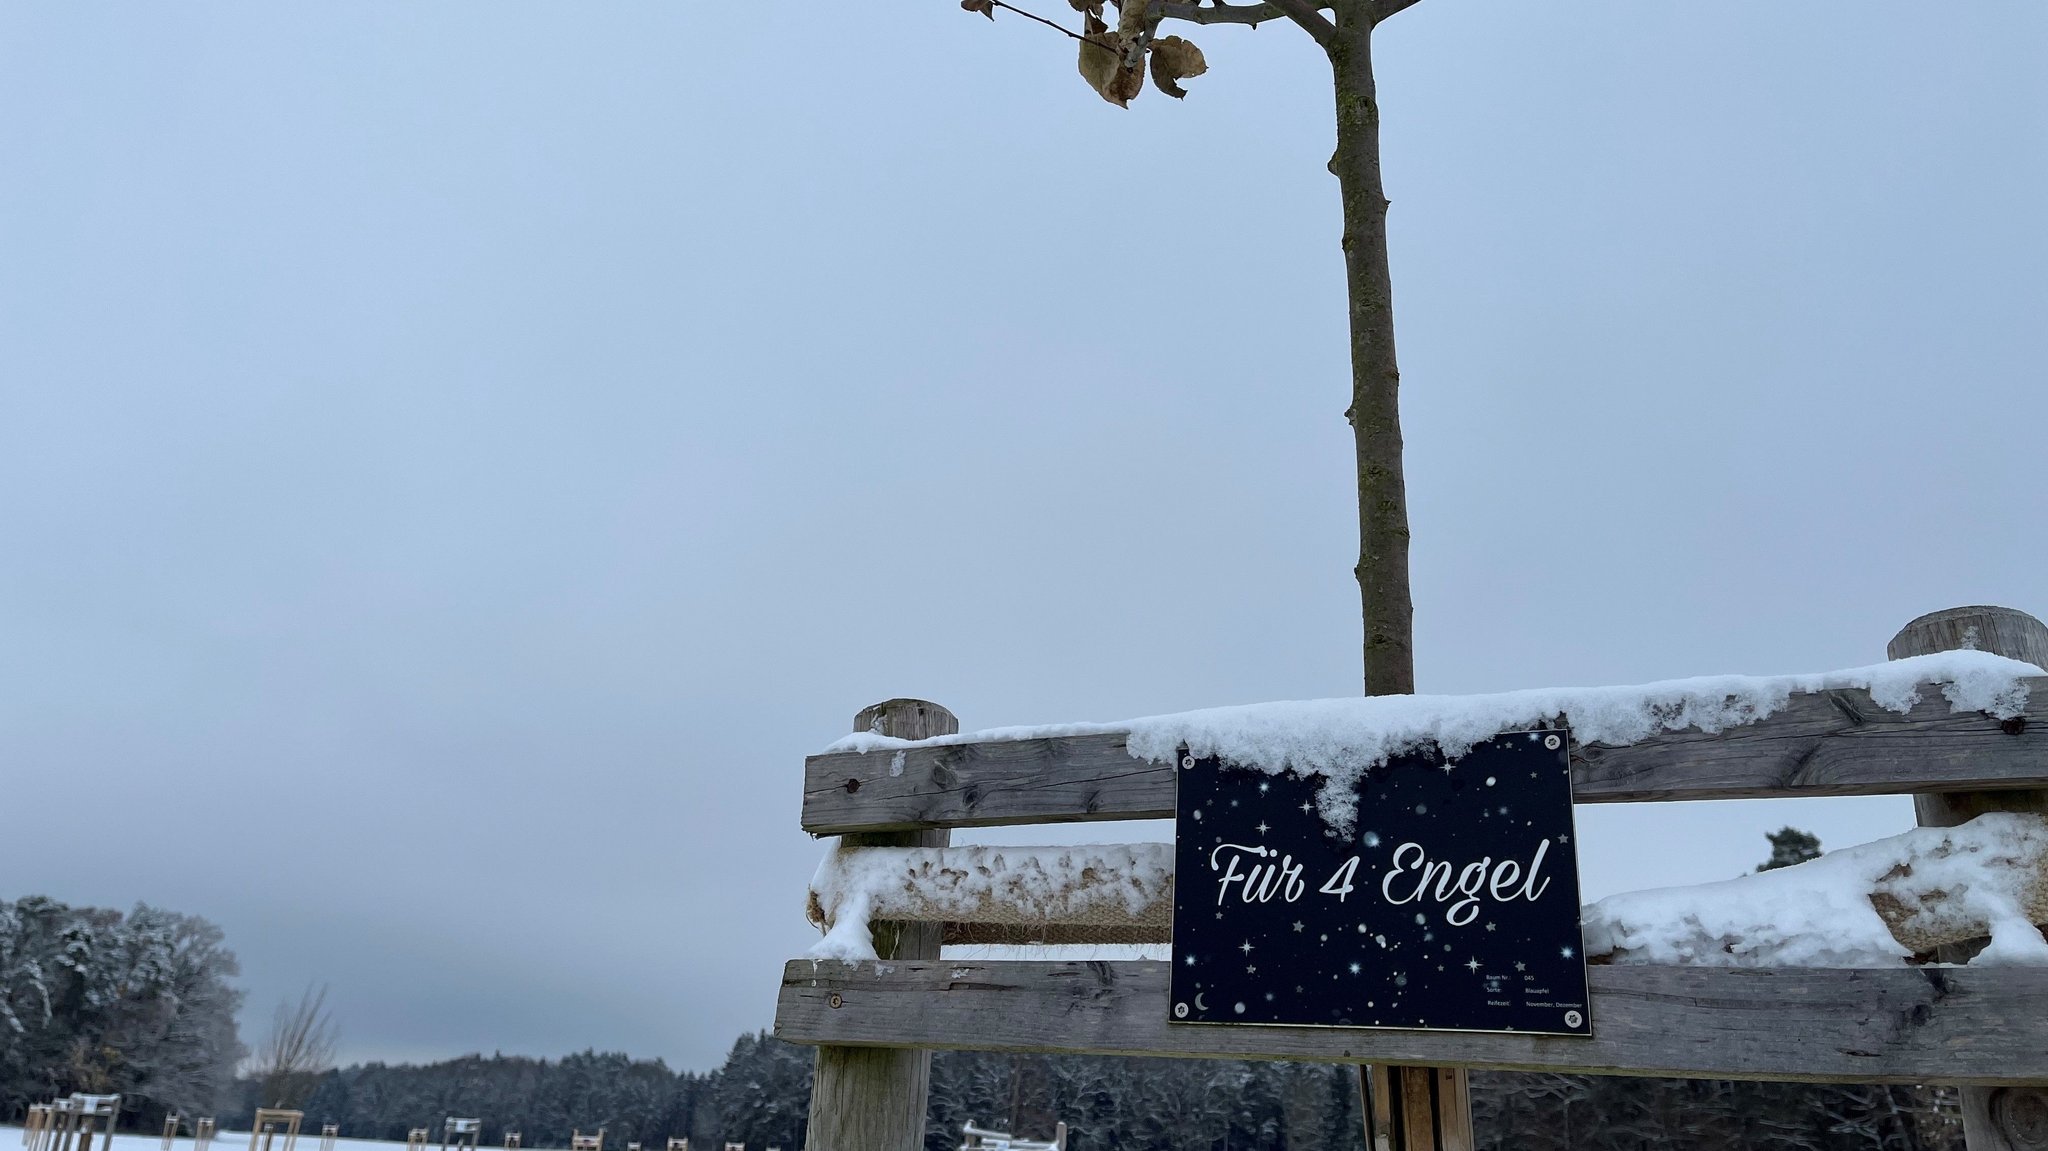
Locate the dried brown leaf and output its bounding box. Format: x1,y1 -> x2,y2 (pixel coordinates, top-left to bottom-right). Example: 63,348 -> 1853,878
961,0 -> 996,18
1106,54 -> 1144,106
1148,35 -> 1207,99
1077,12 -> 1134,107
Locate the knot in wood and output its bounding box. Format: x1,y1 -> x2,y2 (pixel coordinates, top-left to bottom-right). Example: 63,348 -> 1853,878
1991,1087 -> 2048,1150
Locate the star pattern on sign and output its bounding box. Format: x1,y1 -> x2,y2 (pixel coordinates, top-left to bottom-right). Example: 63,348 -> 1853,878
1170,730 -> 1588,1035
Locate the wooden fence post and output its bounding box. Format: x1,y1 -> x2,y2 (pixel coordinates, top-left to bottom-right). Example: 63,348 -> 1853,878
1361,1065 -> 1473,1151
805,698 -> 958,1151
1890,605 -> 2048,1151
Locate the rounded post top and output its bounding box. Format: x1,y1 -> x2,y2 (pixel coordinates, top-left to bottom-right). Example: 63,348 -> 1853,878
1888,605 -> 2048,666
854,698 -> 960,741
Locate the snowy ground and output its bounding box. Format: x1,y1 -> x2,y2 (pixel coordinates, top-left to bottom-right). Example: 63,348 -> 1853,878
1,1130 -> 541,1151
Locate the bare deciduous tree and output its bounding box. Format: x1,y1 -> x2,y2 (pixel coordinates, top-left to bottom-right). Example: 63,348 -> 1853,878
252,984 -> 340,1108
958,0 -> 1426,696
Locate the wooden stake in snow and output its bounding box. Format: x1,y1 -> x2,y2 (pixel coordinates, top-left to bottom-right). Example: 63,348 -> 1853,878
25,1103 -> 51,1151
441,1119 -> 480,1151
59,1098 -> 119,1151
1894,605 -> 2048,1151
250,1110 -> 303,1151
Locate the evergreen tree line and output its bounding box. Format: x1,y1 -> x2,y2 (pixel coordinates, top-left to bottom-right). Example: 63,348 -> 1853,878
0,896 -> 244,1123
214,1038 -> 1365,1151
207,1035 -> 1964,1151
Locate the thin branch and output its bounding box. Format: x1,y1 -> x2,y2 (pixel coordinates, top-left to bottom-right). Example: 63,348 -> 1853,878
1370,0 -> 1428,23
1152,1 -> 1284,29
1261,0 -> 1337,47
1153,0 -> 1334,42
985,0 -> 1091,41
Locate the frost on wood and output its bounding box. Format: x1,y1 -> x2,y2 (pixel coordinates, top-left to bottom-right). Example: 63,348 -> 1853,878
1583,813 -> 2048,967
823,651 -> 2040,835
805,843 -> 1173,962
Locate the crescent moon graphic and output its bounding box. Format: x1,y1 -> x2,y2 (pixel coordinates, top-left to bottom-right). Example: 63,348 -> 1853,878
1194,993 -> 1208,1011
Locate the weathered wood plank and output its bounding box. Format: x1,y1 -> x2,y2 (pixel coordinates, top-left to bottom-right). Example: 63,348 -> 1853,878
806,699 -> 955,1151
802,679 -> 2048,834
1893,607 -> 2048,1149
774,959 -> 2048,1086
807,732 -> 1176,835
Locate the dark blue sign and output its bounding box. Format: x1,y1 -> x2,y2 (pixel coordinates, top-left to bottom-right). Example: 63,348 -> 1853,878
1168,730 -> 1592,1036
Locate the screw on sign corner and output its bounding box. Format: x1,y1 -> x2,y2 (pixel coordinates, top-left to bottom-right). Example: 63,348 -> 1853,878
827,993 -> 844,1009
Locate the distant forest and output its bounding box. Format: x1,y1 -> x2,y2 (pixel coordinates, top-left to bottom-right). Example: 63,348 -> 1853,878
216,1038 -> 1966,1151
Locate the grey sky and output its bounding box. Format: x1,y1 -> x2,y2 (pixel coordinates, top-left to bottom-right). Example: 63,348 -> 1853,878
2,1 -> 2044,1072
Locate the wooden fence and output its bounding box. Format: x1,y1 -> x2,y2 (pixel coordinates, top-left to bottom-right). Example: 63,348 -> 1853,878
775,606 -> 2048,1151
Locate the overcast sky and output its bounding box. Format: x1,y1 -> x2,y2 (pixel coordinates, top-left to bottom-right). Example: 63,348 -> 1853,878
3,1 -> 2044,1073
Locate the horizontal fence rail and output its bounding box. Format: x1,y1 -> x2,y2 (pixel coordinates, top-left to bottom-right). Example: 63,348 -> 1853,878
803,678 -> 2048,835
777,958 -> 2048,1086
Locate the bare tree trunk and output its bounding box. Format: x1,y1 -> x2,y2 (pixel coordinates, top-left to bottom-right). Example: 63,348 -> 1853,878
1328,0 -> 1415,698
1330,8 -> 1469,1145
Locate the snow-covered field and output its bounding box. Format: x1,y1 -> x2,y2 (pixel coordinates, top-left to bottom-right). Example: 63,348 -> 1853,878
2,1130 -> 527,1151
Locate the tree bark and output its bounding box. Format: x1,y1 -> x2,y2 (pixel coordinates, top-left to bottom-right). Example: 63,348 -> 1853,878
1328,0 -> 1414,698
1329,6 -> 1461,1144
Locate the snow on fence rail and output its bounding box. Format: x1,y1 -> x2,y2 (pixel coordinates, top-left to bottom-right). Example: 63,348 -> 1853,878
803,657 -> 2048,836
806,842 -> 1175,955
780,607 -> 2048,1151
803,814 -> 2048,966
